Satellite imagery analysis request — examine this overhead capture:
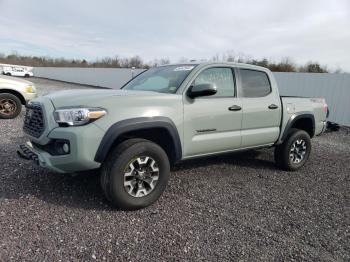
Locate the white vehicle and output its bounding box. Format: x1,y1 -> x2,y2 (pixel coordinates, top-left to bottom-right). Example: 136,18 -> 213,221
0,75 -> 37,118
2,66 -> 34,78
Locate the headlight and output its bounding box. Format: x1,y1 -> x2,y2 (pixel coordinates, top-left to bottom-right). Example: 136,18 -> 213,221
25,85 -> 36,93
54,107 -> 107,126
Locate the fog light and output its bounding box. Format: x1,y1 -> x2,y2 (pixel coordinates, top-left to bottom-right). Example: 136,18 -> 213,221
62,143 -> 70,154
53,140 -> 70,155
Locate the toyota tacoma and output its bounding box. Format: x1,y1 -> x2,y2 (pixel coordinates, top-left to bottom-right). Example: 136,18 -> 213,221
18,62 -> 327,209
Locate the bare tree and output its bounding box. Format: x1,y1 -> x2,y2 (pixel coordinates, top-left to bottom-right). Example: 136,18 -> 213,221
0,51 -> 333,72
299,62 -> 328,73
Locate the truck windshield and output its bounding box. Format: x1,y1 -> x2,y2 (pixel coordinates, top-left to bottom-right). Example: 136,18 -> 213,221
122,65 -> 197,93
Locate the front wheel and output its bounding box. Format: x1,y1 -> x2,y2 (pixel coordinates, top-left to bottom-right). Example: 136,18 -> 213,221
100,138 -> 170,210
274,128 -> 311,171
0,93 -> 22,119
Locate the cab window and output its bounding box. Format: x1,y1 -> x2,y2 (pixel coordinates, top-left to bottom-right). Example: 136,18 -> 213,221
194,67 -> 235,97
239,69 -> 271,97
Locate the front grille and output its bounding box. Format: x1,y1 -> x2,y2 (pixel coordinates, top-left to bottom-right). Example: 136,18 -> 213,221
23,103 -> 45,138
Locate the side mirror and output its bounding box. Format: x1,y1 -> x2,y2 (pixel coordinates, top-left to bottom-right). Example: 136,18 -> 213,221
187,83 -> 217,99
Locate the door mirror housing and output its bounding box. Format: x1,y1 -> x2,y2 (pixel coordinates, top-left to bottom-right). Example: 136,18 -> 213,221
187,83 -> 217,99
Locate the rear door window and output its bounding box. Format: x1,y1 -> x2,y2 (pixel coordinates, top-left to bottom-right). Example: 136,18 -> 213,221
239,69 -> 271,97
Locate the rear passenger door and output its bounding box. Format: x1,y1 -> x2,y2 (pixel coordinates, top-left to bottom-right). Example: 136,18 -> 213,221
237,69 -> 281,147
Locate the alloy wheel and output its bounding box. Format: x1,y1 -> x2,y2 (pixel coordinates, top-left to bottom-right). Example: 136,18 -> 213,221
0,99 -> 17,116
289,139 -> 307,164
123,156 -> 160,197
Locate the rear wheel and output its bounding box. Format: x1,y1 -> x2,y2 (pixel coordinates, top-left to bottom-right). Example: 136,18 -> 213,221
274,128 -> 311,171
100,138 -> 170,210
0,93 -> 22,119
6,73 -> 11,76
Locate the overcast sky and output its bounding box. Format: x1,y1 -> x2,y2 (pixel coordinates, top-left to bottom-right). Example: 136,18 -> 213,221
0,0 -> 349,70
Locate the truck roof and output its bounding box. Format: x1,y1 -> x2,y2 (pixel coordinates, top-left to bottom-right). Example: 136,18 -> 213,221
163,61 -> 270,72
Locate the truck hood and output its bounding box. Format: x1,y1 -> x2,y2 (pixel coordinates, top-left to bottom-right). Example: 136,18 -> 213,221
0,75 -> 34,87
44,89 -> 173,108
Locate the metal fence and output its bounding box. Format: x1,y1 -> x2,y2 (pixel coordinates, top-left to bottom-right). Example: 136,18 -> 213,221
274,72 -> 350,126
34,67 -> 145,89
33,67 -> 350,126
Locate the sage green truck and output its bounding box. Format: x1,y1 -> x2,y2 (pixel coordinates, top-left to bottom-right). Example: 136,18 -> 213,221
18,62 -> 328,209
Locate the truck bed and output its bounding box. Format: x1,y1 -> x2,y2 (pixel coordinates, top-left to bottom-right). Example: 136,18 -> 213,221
279,96 -> 327,140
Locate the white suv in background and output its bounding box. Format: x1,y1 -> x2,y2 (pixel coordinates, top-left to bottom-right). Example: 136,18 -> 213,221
3,66 -> 34,78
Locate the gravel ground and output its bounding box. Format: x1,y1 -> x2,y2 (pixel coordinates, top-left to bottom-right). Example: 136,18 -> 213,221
0,78 -> 349,261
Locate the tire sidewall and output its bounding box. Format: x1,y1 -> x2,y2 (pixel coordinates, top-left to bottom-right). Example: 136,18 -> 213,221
108,142 -> 170,209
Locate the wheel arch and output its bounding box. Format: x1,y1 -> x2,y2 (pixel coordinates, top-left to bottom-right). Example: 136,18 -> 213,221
281,113 -> 315,142
0,89 -> 26,105
94,117 -> 182,165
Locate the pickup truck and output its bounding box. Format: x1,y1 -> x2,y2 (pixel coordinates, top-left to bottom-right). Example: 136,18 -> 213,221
18,62 -> 327,210
0,75 -> 37,118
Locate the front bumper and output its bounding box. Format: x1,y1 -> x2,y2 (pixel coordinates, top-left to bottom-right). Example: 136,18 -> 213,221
19,123 -> 105,173
17,142 -> 39,165
20,97 -> 106,173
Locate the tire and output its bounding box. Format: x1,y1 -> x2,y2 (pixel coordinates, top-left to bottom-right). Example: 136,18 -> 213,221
24,74 -> 29,78
6,73 -> 11,76
274,128 -> 311,171
100,138 -> 170,210
0,93 -> 22,119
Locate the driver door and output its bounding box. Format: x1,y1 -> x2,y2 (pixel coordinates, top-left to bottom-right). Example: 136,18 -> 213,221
183,67 -> 242,157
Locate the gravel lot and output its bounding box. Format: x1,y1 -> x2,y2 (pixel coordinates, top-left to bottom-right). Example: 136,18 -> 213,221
0,78 -> 349,261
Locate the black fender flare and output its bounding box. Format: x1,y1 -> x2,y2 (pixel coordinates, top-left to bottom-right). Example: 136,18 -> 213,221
94,117 -> 182,163
281,113 -> 315,142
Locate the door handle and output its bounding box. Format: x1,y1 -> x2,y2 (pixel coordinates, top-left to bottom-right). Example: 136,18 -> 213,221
268,104 -> 279,109
228,105 -> 242,111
